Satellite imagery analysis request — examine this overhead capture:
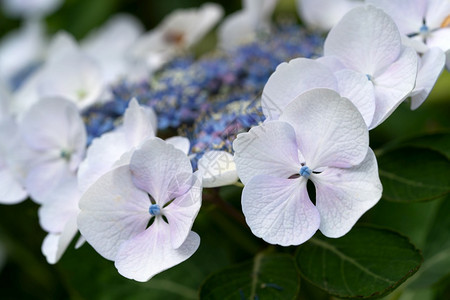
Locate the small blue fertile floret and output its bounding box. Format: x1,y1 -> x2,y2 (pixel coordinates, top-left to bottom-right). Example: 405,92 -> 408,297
149,204 -> 161,216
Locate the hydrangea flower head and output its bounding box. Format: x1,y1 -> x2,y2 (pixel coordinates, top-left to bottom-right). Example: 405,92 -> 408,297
78,138 -> 202,281
233,89 -> 382,245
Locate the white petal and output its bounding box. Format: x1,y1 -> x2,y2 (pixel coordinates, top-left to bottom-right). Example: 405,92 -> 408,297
78,165 -> 150,260
37,53 -> 104,109
38,176 -> 79,233
46,31 -> 79,65
123,98 -> 157,146
20,98 -> 86,153
41,215 -> 78,264
242,175 -> 320,246
26,160 -> 73,204
130,138 -> 193,205
324,5 -> 402,74
370,46 -> 418,128
219,11 -> 257,50
0,168 -> 27,204
313,149 -> 382,238
296,0 -> 361,32
366,0 -> 426,35
233,121 -> 301,185
166,136 -> 190,155
279,89 -> 369,169
163,174 -> 202,249
115,219 -> 200,282
410,48 -> 446,110
77,130 -> 129,193
261,58 -> 338,120
425,0 -> 450,29
334,69 -> 376,126
426,28 -> 450,53
198,151 -> 238,188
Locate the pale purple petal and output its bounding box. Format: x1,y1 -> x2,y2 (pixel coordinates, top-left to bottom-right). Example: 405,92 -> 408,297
334,69 -> 376,127
324,5 -> 402,74
279,89 -> 369,169
261,58 -> 338,120
130,138 -> 193,206
233,121 -> 301,185
242,175 -> 320,246
78,165 -> 150,260
313,149 -> 382,238
115,219 -> 200,282
410,48 -> 446,110
163,174 -> 202,249
370,47 -> 418,128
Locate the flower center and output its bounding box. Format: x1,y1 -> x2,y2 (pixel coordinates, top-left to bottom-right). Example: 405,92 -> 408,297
366,74 -> 373,81
299,166 -> 312,179
60,149 -> 71,161
149,204 -> 161,216
419,24 -> 429,35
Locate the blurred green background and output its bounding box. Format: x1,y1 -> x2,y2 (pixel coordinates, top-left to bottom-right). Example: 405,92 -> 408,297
0,0 -> 449,299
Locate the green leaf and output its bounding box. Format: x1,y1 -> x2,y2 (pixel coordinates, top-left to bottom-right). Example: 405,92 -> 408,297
199,253 -> 300,300
377,147 -> 450,202
408,195 -> 450,289
295,225 -> 422,299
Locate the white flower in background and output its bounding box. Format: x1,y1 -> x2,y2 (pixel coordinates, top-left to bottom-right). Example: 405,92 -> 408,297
81,14 -> 144,84
367,0 -> 450,55
233,89 -> 382,246
0,21 -> 46,91
322,5 -> 418,129
19,98 -> 86,203
198,150 -> 238,188
296,0 -> 362,32
261,57 -> 375,126
39,176 -> 80,264
1,0 -> 63,19
78,138 -> 202,282
0,118 -> 28,204
219,0 -> 278,50
10,31 -> 104,117
130,3 -> 224,71
409,48 -> 446,109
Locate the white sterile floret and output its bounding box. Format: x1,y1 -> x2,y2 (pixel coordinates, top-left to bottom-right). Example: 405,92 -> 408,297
322,5 -> 418,129
296,0 -> 362,32
233,89 -> 382,246
367,0 -> 450,55
261,57 -> 375,127
219,0 -> 278,50
198,150 -> 239,188
78,138 -> 202,282
19,98 -> 86,204
81,14 -> 144,84
130,3 -> 224,71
